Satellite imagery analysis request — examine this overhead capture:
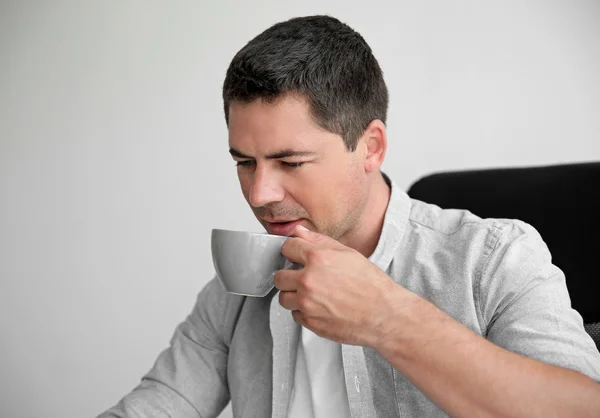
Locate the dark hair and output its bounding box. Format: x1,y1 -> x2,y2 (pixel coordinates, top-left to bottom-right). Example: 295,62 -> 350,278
222,15 -> 388,151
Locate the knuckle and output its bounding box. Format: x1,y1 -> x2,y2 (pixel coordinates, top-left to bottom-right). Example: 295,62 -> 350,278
306,248 -> 323,264
298,272 -> 314,292
315,234 -> 330,245
297,294 -> 310,312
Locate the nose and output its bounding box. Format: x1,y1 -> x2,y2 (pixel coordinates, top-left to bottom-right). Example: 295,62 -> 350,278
248,165 -> 285,208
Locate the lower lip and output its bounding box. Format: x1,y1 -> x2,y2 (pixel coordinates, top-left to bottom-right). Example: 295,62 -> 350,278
266,219 -> 304,236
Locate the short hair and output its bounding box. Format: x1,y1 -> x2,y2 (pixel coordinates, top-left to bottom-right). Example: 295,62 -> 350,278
222,15 -> 388,151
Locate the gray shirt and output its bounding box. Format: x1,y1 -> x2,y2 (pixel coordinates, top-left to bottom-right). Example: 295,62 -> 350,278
99,175 -> 600,418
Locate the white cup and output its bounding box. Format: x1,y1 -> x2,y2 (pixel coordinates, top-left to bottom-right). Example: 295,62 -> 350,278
211,228 -> 290,297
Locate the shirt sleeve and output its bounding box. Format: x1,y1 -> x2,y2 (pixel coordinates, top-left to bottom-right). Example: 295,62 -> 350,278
97,277 -> 233,418
478,220 -> 600,382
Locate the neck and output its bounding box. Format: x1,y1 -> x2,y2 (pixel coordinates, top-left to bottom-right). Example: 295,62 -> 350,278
342,172 -> 391,258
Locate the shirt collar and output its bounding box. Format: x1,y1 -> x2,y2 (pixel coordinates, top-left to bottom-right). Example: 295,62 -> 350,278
367,172 -> 411,272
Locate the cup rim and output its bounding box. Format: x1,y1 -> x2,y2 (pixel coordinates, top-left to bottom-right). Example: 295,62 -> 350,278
211,228 -> 289,240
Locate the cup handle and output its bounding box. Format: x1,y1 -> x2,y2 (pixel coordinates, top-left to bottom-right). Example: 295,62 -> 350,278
282,259 -> 303,271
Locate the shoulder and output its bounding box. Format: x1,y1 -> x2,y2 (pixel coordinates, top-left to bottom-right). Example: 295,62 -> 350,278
406,198 -> 554,285
406,198 -> 539,252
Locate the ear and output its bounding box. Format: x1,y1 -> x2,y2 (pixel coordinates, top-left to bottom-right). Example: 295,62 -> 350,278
360,119 -> 387,173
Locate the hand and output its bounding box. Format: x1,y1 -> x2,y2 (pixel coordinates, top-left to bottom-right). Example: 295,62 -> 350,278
274,225 -> 401,347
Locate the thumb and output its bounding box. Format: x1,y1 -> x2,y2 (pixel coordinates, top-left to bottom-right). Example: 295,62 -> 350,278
292,224 -> 338,247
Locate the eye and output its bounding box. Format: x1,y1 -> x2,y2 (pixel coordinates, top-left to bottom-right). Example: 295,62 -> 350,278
282,162 -> 305,168
235,160 -> 255,167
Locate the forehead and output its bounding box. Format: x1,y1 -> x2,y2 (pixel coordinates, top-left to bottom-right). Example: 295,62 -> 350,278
227,95 -> 337,152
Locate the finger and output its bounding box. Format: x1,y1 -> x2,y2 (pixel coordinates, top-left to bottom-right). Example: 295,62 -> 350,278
273,268 -> 301,291
279,290 -> 299,311
292,309 -> 307,327
281,236 -> 313,265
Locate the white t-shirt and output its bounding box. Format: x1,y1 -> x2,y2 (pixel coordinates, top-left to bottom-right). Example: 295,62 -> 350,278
286,326 -> 351,418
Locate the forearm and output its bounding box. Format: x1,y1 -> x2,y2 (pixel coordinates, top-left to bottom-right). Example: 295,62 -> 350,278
97,379 -> 201,418
374,288 -> 600,418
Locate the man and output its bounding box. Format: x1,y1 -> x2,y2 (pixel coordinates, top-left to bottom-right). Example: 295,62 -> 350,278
99,15 -> 600,418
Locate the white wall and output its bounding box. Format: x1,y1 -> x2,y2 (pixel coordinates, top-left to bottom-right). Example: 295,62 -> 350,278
1,1 -> 599,417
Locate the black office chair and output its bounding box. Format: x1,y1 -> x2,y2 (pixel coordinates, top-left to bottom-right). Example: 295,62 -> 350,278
407,162 -> 600,351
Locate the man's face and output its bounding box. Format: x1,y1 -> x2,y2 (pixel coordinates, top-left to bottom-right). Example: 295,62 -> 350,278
227,95 -> 369,241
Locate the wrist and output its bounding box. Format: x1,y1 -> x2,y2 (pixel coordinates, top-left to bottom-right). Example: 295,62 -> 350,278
367,281 -> 426,356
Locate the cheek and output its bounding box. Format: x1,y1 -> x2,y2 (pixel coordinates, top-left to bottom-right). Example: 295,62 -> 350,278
303,175 -> 347,219
335,164 -> 366,210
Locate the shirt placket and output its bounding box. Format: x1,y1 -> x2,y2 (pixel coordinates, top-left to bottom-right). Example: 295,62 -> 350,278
341,344 -> 377,417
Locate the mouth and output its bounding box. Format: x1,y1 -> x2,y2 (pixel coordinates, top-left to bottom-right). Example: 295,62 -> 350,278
263,219 -> 304,236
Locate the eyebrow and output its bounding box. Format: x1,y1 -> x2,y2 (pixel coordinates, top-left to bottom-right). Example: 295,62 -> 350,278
229,148 -> 316,159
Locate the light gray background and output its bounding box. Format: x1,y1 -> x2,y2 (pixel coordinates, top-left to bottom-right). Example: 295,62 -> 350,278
1,2 -> 599,418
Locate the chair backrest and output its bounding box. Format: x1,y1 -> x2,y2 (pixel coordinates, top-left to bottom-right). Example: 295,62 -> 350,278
407,162 -> 600,350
